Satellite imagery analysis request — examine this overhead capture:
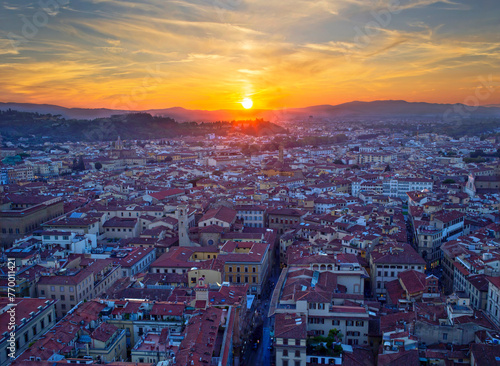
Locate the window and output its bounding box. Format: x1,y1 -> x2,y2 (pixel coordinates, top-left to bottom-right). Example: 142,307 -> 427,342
50,286 -> 55,291
60,286 -> 64,292
295,350 -> 300,357
40,290 -> 45,296
283,350 -> 288,357
60,295 -> 65,300
283,339 -> 288,345
443,333 -> 447,340
295,339 -> 300,346
283,361 -> 288,366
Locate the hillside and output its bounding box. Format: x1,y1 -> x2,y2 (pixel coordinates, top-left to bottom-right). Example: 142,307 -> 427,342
0,111 -> 287,142
1,100 -> 499,122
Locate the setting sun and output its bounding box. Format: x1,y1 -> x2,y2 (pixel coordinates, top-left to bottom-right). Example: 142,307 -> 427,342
242,98 -> 253,109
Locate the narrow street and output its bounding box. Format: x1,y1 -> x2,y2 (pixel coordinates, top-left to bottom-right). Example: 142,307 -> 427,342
243,262 -> 280,366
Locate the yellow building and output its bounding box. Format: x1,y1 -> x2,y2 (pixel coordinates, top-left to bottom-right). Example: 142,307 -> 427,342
187,268 -> 222,287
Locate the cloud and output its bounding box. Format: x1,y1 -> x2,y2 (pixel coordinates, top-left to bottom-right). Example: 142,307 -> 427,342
0,0 -> 498,108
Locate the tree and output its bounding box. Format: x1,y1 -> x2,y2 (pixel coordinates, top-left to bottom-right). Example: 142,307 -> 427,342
307,328 -> 344,357
384,165 -> 391,172
333,159 -> 344,165
95,162 -> 102,170
77,155 -> 85,171
73,155 -> 85,171
443,178 -> 455,184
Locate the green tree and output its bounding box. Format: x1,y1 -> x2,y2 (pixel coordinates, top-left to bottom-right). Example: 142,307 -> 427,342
76,155 -> 85,171
95,162 -> 103,170
307,328 -> 343,357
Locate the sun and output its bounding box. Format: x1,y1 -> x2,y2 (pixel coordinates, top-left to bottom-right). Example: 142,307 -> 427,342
241,97 -> 253,109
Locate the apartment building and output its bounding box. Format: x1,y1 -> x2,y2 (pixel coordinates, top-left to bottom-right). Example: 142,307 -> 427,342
37,259 -> 120,319
235,205 -> 266,228
486,277 -> 500,327
383,177 -> 433,201
0,298 -> 57,366
219,241 -> 271,295
414,210 -> 466,267
37,267 -> 94,319
369,243 -> 426,301
268,208 -> 306,234
103,217 -> 140,239
274,313 -> 307,366
112,247 -> 156,277
0,196 -> 64,247
271,267 -> 370,350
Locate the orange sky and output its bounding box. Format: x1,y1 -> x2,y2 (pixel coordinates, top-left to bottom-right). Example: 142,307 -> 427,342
0,0 -> 499,110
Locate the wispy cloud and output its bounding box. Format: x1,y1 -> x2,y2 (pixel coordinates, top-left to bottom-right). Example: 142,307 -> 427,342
0,0 -> 498,109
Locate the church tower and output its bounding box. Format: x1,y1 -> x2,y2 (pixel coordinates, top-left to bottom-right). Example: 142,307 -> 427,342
177,205 -> 191,247
115,135 -> 123,150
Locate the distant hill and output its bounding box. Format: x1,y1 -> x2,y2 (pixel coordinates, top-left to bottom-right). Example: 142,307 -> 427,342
1,100 -> 499,122
282,100 -> 500,119
0,111 -> 286,142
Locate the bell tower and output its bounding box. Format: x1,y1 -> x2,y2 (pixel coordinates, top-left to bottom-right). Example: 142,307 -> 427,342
177,205 -> 191,246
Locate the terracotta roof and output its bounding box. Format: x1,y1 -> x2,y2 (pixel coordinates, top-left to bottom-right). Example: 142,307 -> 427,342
275,313 -> 307,339
199,205 -> 237,224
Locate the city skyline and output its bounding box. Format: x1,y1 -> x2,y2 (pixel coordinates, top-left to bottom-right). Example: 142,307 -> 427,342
0,0 -> 499,110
